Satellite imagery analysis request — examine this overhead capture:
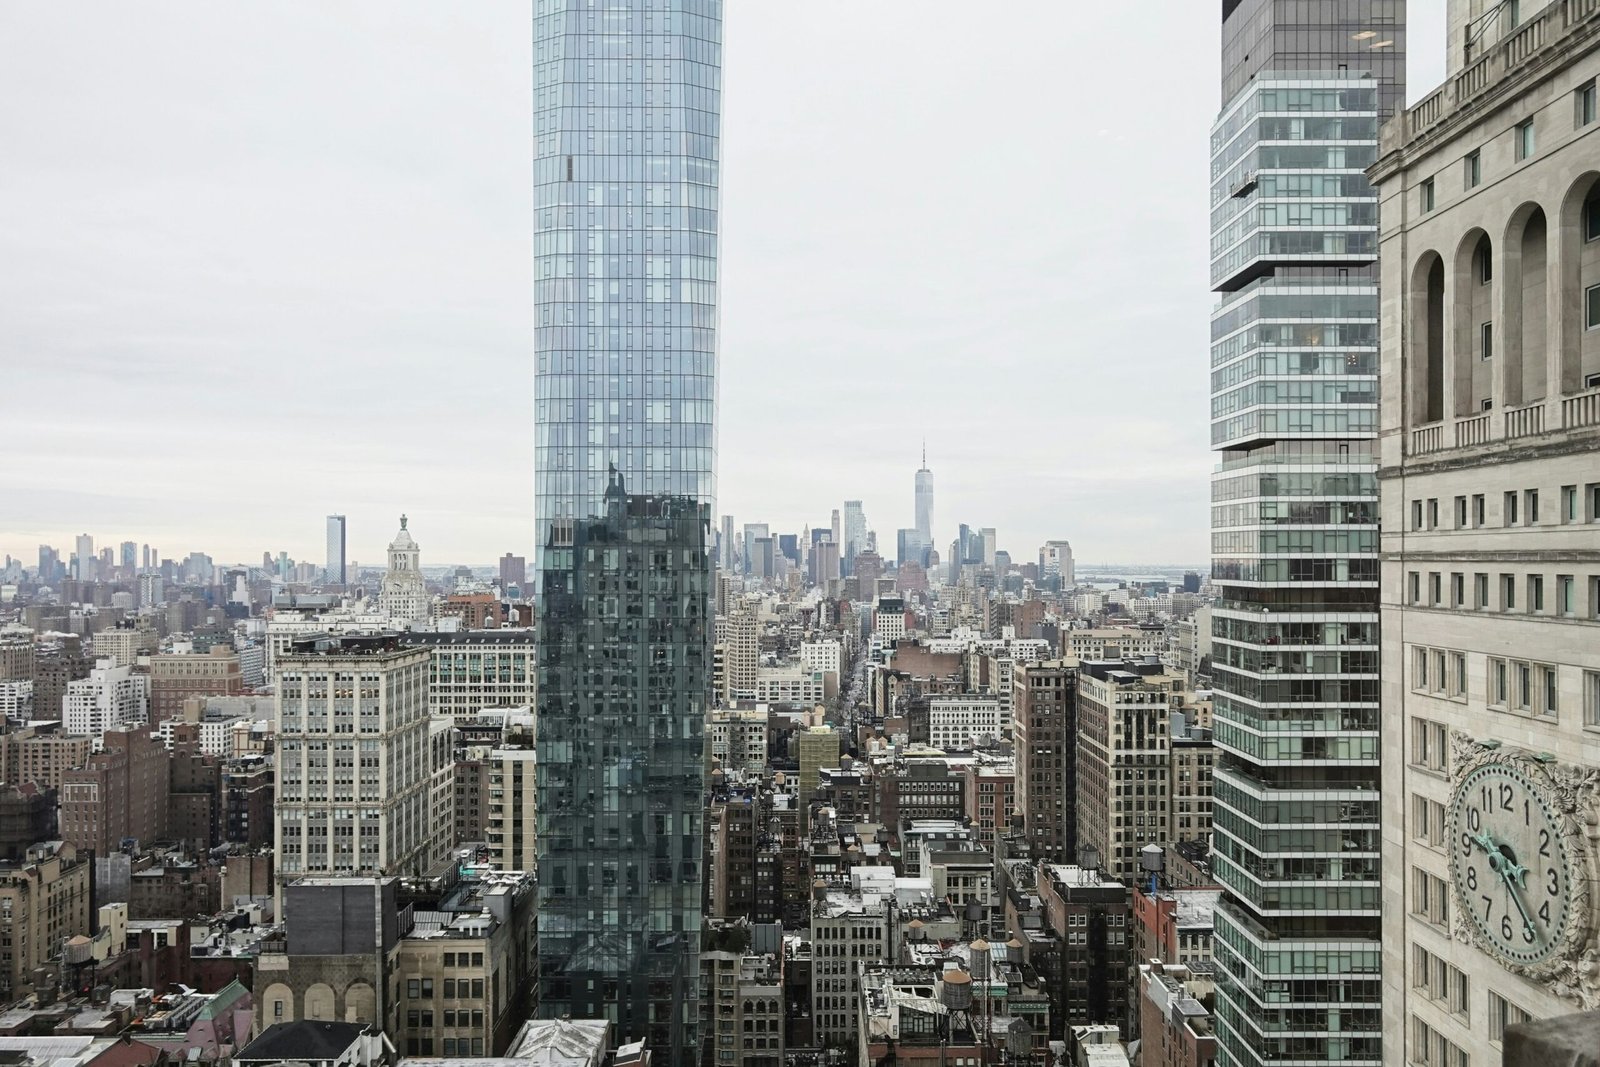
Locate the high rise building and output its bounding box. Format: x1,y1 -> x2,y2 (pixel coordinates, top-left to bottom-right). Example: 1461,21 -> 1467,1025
532,3 -> 721,1057
915,444 -> 933,545
843,500 -> 866,574
273,634 -> 450,885
1040,540 -> 1074,589
74,534 -> 93,583
741,522 -> 768,577
1207,5 -> 1403,1067
380,515 -> 429,627
326,514 -> 347,584
119,541 -> 136,573
36,545 -> 58,584
1370,3 -> 1600,1059
720,514 -> 735,572
499,552 -> 527,593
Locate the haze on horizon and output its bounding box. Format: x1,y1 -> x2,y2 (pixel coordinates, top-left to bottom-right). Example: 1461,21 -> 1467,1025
0,2 -> 1445,570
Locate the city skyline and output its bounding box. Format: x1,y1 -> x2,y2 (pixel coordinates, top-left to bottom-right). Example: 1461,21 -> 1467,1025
0,4 -> 1446,567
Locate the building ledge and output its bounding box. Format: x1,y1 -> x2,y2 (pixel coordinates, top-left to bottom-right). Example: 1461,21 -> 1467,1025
1504,1011 -> 1600,1067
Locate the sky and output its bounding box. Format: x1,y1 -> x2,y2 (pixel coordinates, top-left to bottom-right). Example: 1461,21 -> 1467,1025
0,2 -> 1445,570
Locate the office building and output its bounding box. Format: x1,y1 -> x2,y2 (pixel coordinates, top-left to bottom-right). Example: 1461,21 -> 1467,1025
327,515 -> 347,585
1370,2 -> 1600,1059
1035,862 -> 1133,1036
400,630 -> 537,721
1207,4 -> 1403,1066
720,514 -> 736,572
1040,540 -> 1075,589
915,445 -> 934,545
1075,661 -> 1183,885
149,645 -> 245,719
381,516 -> 430,627
843,500 -> 866,574
273,634 -> 450,884
1013,660 -> 1076,862
74,534 -> 94,582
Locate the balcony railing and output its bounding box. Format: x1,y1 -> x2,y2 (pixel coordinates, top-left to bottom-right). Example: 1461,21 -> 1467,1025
1454,412 -> 1492,447
1563,389 -> 1600,429
1411,422 -> 1444,455
1505,402 -> 1545,439
1399,0 -> 1600,146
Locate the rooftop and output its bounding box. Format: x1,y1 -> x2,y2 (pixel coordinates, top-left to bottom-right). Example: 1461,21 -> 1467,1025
236,1021 -> 371,1063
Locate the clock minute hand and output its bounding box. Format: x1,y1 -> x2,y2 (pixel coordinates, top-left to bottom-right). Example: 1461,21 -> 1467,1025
1500,865 -> 1536,936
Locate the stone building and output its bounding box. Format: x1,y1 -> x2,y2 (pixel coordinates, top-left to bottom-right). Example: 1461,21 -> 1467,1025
1370,0 -> 1600,1060
0,841 -> 91,1000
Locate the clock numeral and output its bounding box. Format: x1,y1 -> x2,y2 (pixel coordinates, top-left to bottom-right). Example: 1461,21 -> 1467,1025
1482,895 -> 1494,921
1522,922 -> 1535,944
1502,914 -> 1515,942
1462,832 -> 1474,858
1525,798 -> 1530,826
1539,828 -> 1551,858
1466,865 -> 1478,891
1467,807 -> 1481,832
1539,900 -> 1551,924
1548,867 -> 1560,897
1499,783 -> 1514,811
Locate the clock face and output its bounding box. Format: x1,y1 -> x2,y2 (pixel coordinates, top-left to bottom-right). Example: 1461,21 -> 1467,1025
1449,763 -> 1575,966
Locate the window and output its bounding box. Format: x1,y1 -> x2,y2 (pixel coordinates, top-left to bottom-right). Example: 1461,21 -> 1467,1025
1475,572 -> 1490,609
1414,647 -> 1429,691
1578,80 -> 1597,127
1412,499 -> 1424,530
1411,718 -> 1448,772
1482,397 -> 1494,411
1491,658 -> 1510,707
1526,489 -> 1540,524
1477,240 -> 1493,283
1541,664 -> 1558,718
1451,572 -> 1465,608
1588,198 -> 1600,242
274,1000 -> 284,1019
1451,652 -> 1468,697
1559,575 -> 1576,616
1587,284 -> 1600,329
1473,494 -> 1486,526
1501,573 -> 1516,611
1455,495 -> 1468,528
1591,483 -> 1600,521
1421,177 -> 1435,212
1430,573 -> 1443,605
1489,990 -> 1533,1043
1409,571 -> 1421,604
1428,499 -> 1439,528
1515,118 -> 1535,161
1504,491 -> 1519,526
1517,662 -> 1533,711
1412,795 -> 1447,848
1411,868 -> 1450,926
1464,149 -> 1482,188
1563,485 -> 1580,522
1529,574 -> 1545,612
1585,671 -> 1600,728
1481,321 -> 1494,360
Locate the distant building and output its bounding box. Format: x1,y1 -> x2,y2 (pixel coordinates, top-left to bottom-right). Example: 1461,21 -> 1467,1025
399,630 -> 535,722
59,726 -> 170,854
379,516 -> 429,627
149,646 -> 245,719
497,553 -> 525,594
1035,862 -> 1131,1036
325,515 -> 347,585
63,658 -> 149,737
1012,660 -> 1076,862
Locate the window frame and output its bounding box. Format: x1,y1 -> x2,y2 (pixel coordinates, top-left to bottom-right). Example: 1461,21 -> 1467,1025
1515,118 -> 1535,161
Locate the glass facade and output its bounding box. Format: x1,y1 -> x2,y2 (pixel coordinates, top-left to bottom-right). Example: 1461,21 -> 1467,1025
532,0 -> 721,566
1208,6 -> 1402,1066
532,2 -> 720,1062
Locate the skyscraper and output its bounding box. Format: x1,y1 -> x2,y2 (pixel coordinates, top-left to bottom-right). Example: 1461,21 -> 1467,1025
1207,5 -> 1402,1066
843,499 -> 866,574
720,513 -> 735,572
74,534 -> 93,582
914,444 -> 933,546
532,3 -> 721,1059
325,514 -> 347,584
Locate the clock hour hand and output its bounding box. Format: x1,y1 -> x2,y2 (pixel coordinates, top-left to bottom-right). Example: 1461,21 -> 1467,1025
1471,830 -> 1499,855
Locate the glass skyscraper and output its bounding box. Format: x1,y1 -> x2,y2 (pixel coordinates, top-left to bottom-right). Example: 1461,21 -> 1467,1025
532,1 -> 721,1060
1207,3 -> 1402,1066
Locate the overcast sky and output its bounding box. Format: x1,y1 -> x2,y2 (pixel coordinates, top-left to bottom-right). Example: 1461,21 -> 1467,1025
0,3 -> 1445,570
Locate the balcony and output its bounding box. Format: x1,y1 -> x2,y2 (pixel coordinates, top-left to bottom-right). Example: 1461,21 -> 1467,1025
1505,402 -> 1545,439
1563,389 -> 1600,429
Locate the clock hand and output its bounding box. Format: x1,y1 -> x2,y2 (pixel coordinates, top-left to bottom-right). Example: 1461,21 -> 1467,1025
1472,830 -> 1499,856
1500,865 -> 1537,936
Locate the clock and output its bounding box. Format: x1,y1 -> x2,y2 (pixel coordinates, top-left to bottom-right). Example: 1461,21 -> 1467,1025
1448,761 -> 1579,966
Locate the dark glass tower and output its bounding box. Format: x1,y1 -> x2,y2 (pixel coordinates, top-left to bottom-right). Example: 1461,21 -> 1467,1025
1207,4 -> 1402,1067
532,2 -> 721,1060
